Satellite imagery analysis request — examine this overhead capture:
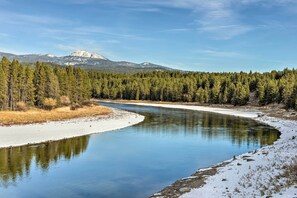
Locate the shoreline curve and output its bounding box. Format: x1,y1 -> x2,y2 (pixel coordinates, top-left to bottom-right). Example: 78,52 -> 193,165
0,108 -> 145,148
103,101 -> 296,198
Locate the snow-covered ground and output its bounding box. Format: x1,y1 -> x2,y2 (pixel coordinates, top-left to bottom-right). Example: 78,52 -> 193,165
120,102 -> 296,197
0,109 -> 144,148
181,116 -> 297,198
125,102 -> 260,118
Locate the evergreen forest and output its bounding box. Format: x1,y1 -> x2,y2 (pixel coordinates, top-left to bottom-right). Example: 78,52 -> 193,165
0,57 -> 297,111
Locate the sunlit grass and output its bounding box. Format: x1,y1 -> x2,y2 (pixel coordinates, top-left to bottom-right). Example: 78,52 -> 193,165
0,105 -> 111,126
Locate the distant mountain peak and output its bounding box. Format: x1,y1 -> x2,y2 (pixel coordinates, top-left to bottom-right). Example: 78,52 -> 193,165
70,50 -> 107,60
0,51 -> 173,73
45,54 -> 56,58
141,62 -> 151,66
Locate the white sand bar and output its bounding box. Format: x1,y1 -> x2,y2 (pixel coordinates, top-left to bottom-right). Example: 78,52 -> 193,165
123,102 -> 261,118
0,109 -> 144,148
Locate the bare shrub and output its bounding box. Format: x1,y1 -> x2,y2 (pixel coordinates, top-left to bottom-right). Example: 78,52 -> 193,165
70,103 -> 82,111
81,100 -> 94,106
16,102 -> 28,111
43,98 -> 57,110
60,96 -> 71,106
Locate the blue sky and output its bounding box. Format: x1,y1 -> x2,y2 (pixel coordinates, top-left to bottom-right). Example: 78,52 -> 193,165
0,0 -> 297,72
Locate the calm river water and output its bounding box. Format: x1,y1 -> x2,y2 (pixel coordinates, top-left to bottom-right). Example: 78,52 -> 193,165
0,103 -> 279,198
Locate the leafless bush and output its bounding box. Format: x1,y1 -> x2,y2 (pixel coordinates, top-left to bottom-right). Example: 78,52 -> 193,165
16,102 -> 28,111
60,96 -> 71,106
43,98 -> 57,110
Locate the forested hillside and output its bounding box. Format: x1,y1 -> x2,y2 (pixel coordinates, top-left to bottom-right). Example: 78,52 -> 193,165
0,57 -> 91,110
1,57 -> 297,111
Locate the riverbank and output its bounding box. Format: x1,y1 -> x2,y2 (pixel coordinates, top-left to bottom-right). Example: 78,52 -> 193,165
0,108 -> 145,148
0,105 -> 111,126
180,116 -> 297,198
100,101 -> 296,198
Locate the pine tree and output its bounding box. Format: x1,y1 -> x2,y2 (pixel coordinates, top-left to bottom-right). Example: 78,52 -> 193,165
0,63 -> 7,110
1,57 -> 10,75
195,87 -> 205,103
220,85 -> 228,104
44,64 -> 59,100
257,81 -> 265,105
66,66 -> 77,103
211,80 -> 221,104
24,66 -> 35,106
7,60 -> 20,110
34,62 -> 47,107
16,63 -> 25,102
56,68 -> 69,97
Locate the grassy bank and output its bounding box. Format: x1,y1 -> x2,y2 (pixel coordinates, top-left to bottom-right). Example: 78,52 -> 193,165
0,105 -> 111,126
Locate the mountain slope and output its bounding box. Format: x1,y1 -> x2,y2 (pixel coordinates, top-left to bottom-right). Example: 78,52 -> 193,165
0,50 -> 173,73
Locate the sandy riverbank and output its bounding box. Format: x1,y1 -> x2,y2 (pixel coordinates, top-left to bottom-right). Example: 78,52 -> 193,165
0,108 -> 145,148
106,102 -> 296,198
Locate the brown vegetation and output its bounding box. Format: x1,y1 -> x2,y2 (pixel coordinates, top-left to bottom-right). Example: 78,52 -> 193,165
15,102 -> 29,111
59,96 -> 71,106
42,98 -> 57,110
0,104 -> 111,126
280,157 -> 297,187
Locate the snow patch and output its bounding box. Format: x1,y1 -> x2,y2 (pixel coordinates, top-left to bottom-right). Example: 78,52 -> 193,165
46,54 -> 56,58
179,115 -> 297,198
70,50 -> 107,60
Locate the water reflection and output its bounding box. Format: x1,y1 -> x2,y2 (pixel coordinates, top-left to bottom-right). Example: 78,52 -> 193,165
128,105 -> 278,147
0,136 -> 89,187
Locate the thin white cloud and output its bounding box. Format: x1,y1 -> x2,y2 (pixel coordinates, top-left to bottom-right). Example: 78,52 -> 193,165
194,49 -> 242,58
90,0 -> 252,39
197,24 -> 253,40
159,28 -> 190,33
128,7 -> 161,12
0,10 -> 74,26
172,0 -> 253,39
81,0 -> 296,39
41,26 -> 154,41
100,39 -> 120,44
4,0 -> 295,40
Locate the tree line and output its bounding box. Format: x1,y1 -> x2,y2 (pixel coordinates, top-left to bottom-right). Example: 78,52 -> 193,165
0,57 -> 297,110
89,69 -> 297,110
0,57 -> 91,110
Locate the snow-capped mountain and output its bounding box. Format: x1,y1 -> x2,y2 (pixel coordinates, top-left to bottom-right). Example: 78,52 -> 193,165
70,50 -> 107,60
0,51 -> 173,73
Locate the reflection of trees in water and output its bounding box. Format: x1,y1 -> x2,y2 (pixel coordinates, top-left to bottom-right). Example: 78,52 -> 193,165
139,109 -> 202,134
137,109 -> 279,147
199,113 -> 279,146
0,136 -> 89,187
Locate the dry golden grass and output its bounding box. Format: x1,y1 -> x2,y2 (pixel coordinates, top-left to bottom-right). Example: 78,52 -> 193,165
0,105 -> 111,126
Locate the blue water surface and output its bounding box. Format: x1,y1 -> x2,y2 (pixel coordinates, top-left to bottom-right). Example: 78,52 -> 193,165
0,103 -> 279,198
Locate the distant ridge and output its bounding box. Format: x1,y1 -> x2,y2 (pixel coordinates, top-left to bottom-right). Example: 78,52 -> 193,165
0,51 -> 173,73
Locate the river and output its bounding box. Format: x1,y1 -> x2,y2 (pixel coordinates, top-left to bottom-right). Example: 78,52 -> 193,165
0,103 -> 279,198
